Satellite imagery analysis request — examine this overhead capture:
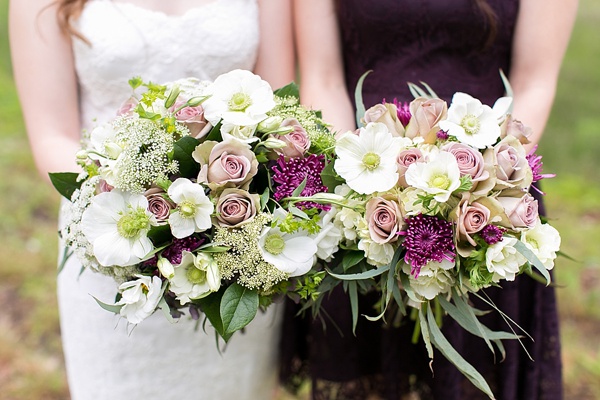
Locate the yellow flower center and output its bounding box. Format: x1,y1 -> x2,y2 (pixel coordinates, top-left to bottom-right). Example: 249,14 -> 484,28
186,267 -> 207,285
117,207 -> 151,238
430,174 -> 451,190
179,201 -> 197,218
228,92 -> 253,112
362,152 -> 381,171
264,233 -> 285,255
461,114 -> 481,135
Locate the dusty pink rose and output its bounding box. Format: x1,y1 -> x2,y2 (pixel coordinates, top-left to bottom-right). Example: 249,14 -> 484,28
365,196 -> 403,244
116,97 -> 138,116
497,193 -> 538,229
96,179 -> 114,194
396,148 -> 424,187
144,187 -> 175,222
273,118 -> 310,158
456,199 -> 491,246
171,101 -> 211,139
405,97 -> 448,143
442,143 -> 489,183
193,140 -> 258,189
500,115 -> 532,145
215,188 -> 259,227
484,136 -> 532,190
363,103 -> 405,136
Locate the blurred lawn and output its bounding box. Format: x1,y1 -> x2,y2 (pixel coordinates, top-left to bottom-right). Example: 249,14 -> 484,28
0,0 -> 599,399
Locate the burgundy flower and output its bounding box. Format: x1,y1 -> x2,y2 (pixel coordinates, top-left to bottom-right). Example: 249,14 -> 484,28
392,98 -> 412,127
162,236 -> 204,265
271,154 -> 329,211
479,225 -> 504,245
400,214 -> 455,277
526,144 -> 555,194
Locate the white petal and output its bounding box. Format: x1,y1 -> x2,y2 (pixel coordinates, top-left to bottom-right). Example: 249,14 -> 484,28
93,231 -> 137,266
169,212 -> 196,239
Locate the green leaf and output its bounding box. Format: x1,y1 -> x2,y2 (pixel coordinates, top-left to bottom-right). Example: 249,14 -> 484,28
426,304 -> 496,399
92,296 -> 123,314
327,264 -> 390,280
354,70 -> 372,128
198,246 -> 231,253
172,136 -> 201,178
205,121 -> 223,142
49,172 -> 82,200
274,82 -> 300,98
259,187 -> 270,211
513,240 -> 551,285
196,288 -> 233,342
220,283 -> 259,335
291,176 -> 308,197
289,205 -> 310,220
418,307 -> 434,359
341,251 -> 365,272
157,296 -> 175,323
348,280 -> 359,335
320,159 -> 342,193
147,224 -> 172,246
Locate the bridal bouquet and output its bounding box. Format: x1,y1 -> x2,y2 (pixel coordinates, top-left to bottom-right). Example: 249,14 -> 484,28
299,78 -> 561,398
51,69 -> 336,341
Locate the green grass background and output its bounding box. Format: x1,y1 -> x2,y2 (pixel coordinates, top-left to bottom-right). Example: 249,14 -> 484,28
0,1 -> 599,399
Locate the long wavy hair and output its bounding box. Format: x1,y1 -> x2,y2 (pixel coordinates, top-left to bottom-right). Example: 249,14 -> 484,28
55,0 -> 88,40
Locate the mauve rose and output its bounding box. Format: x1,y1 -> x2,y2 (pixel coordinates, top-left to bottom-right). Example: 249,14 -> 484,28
442,143 -> 489,183
396,148 -> 424,187
117,97 -> 138,116
484,136 -> 532,190
500,115 -> 532,145
363,103 -> 405,137
144,187 -> 175,222
456,200 -> 490,246
405,97 -> 448,144
215,188 -> 259,227
193,140 -> 258,189
273,118 -> 310,158
171,101 -> 210,138
365,196 -> 403,244
497,193 -> 538,229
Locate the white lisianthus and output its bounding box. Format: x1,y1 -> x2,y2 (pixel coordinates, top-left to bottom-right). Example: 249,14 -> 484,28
334,122 -> 404,195
116,275 -> 163,324
81,190 -> 157,267
202,69 -> 276,126
311,208 -> 343,263
402,259 -> 456,300
485,237 -> 527,282
258,209 -> 317,277
167,178 -> 214,239
170,251 -> 221,305
405,151 -> 461,202
358,237 -> 395,267
520,219 -> 561,270
399,187 -> 430,216
220,121 -> 259,143
439,92 -> 501,149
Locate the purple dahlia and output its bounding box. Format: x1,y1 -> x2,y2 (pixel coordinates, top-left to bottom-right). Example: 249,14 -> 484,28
271,154 -> 329,211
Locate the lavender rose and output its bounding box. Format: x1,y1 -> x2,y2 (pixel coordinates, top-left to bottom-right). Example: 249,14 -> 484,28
405,97 -> 448,143
500,115 -> 532,145
363,103 -> 405,137
171,101 -> 211,139
116,97 -> 138,116
272,118 -> 311,158
484,136 -> 533,190
215,188 -> 260,227
396,148 -> 424,187
144,187 -> 175,222
497,193 -> 539,229
192,139 -> 258,189
365,196 -> 403,244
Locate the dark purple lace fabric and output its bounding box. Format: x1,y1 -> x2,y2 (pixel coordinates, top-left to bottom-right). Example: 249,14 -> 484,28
279,1 -> 563,399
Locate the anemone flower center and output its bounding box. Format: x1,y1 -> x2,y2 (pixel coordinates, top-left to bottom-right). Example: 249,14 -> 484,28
186,267 -> 207,285
460,114 -> 480,135
264,233 -> 286,255
228,92 -> 253,112
117,207 -> 151,238
430,174 -> 451,190
362,152 -> 381,171
179,201 -> 197,218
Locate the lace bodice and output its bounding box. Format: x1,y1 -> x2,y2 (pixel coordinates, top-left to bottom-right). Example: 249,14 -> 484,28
72,0 -> 259,128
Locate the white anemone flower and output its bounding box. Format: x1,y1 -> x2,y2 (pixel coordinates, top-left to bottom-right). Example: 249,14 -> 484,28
169,251 -> 221,305
202,69 -> 276,126
405,151 -> 461,202
117,275 -> 163,324
439,92 -> 501,149
81,190 -> 157,267
520,219 -> 561,270
485,237 -> 527,282
259,209 -> 317,277
334,122 -> 404,195
168,178 -> 214,239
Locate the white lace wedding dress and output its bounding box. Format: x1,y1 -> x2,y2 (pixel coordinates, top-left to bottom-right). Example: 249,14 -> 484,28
57,1 -> 283,399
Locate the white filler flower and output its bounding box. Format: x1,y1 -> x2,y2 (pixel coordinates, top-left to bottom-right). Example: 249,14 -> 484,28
81,190 -> 157,267
485,237 -> 527,282
117,274 -> 163,324
334,122 -> 404,195
170,251 -> 221,305
521,219 -> 561,270
202,69 -> 275,126
439,92 -> 501,149
259,209 -> 317,277
168,178 -> 214,239
405,151 -> 461,202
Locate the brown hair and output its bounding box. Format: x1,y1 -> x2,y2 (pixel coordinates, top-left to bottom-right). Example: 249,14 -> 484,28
55,0 -> 88,41
472,0 -> 498,50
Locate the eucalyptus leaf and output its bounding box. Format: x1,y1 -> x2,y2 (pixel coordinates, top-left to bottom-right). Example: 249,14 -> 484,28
418,307 -> 434,359
327,264 -> 390,280
259,187 -> 270,211
348,280 -> 359,335
49,172 -> 82,200
291,176 -> 308,198
513,240 -> 551,285
354,70 -> 372,128
289,205 -> 310,220
220,283 -> 259,334
157,296 -> 175,323
92,296 -> 123,314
